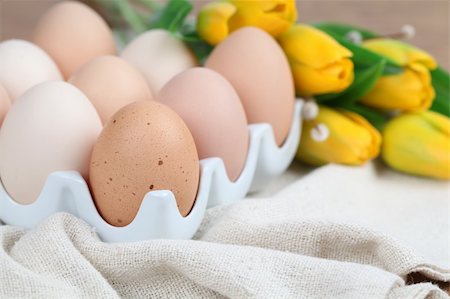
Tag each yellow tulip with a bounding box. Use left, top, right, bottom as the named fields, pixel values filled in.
left=361, top=39, right=437, bottom=112
left=382, top=111, right=450, bottom=180
left=361, top=63, right=435, bottom=111
left=228, top=0, right=297, bottom=37
left=297, top=106, right=381, bottom=166
left=363, top=39, right=437, bottom=69
left=197, top=0, right=297, bottom=45
left=196, top=2, right=237, bottom=46
left=278, top=24, right=354, bottom=96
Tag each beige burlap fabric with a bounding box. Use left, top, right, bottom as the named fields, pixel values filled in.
left=0, top=163, right=449, bottom=298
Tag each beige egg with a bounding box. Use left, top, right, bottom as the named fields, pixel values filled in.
left=0, top=39, right=62, bottom=101
left=121, top=29, right=198, bottom=93
left=0, top=84, right=11, bottom=127
left=32, top=1, right=116, bottom=79
left=90, top=101, right=200, bottom=227
left=205, top=27, right=295, bottom=146
left=69, top=56, right=153, bottom=124
left=157, top=68, right=249, bottom=181
left=0, top=81, right=102, bottom=204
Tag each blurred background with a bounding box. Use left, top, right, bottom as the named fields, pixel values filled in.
left=1, top=0, right=449, bottom=70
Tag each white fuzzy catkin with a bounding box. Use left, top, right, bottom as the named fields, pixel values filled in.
left=346, top=30, right=363, bottom=45
left=302, top=101, right=319, bottom=121
left=310, top=123, right=329, bottom=142
left=401, top=24, right=416, bottom=39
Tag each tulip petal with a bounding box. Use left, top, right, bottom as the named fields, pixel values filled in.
left=291, top=58, right=354, bottom=96
left=339, top=110, right=382, bottom=159
left=361, top=64, right=435, bottom=112
left=363, top=39, right=437, bottom=69
left=227, top=0, right=297, bottom=37
left=230, top=0, right=297, bottom=22
left=382, top=112, right=450, bottom=179
left=279, top=24, right=353, bottom=69
left=421, top=110, right=450, bottom=136
left=197, top=2, right=237, bottom=45
left=297, top=106, right=381, bottom=166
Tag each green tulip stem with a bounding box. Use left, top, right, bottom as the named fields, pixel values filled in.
left=137, top=0, right=162, bottom=11
left=115, top=0, right=148, bottom=34
left=365, top=24, right=415, bottom=41
left=113, top=29, right=128, bottom=48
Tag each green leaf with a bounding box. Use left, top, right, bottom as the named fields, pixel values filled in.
left=382, top=64, right=404, bottom=75
left=431, top=96, right=450, bottom=117
left=431, top=66, right=450, bottom=89
left=179, top=31, right=214, bottom=64
left=430, top=67, right=450, bottom=117
left=316, top=59, right=386, bottom=105
left=313, top=22, right=379, bottom=40
left=334, top=34, right=403, bottom=73
left=340, top=103, right=387, bottom=131
left=334, top=36, right=378, bottom=66
left=150, top=0, right=193, bottom=33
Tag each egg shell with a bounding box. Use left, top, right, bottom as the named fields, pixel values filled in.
left=89, top=101, right=200, bottom=227
left=0, top=39, right=62, bottom=102
left=0, top=84, right=11, bottom=127
left=69, top=56, right=154, bottom=124
left=205, top=27, right=295, bottom=146
left=121, top=29, right=198, bottom=93
left=0, top=81, right=102, bottom=204
left=157, top=68, right=249, bottom=181
left=32, top=1, right=116, bottom=79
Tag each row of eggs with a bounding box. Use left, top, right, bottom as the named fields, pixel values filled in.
left=0, top=1, right=295, bottom=227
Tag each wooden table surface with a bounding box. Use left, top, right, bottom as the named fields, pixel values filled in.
left=0, top=0, right=449, bottom=69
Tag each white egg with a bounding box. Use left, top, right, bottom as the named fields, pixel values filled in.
left=0, top=39, right=62, bottom=101
left=0, top=81, right=102, bottom=204
left=121, top=29, right=197, bottom=93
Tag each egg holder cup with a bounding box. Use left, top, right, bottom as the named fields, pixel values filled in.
left=0, top=100, right=303, bottom=242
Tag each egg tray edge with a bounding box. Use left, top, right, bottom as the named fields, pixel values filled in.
left=0, top=99, right=303, bottom=242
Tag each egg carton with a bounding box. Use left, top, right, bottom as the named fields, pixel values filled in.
left=0, top=100, right=303, bottom=242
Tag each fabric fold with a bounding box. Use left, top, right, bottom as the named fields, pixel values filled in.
left=0, top=162, right=448, bottom=298
left=0, top=212, right=448, bottom=299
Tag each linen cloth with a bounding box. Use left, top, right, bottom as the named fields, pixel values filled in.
left=0, top=162, right=449, bottom=298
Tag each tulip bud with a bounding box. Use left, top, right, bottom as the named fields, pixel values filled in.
left=197, top=2, right=237, bottom=46
left=278, top=24, right=354, bottom=96
left=228, top=0, right=297, bottom=37
left=197, top=0, right=297, bottom=46
left=363, top=39, right=436, bottom=69
left=361, top=63, right=435, bottom=112
left=296, top=106, right=381, bottom=166
left=382, top=111, right=450, bottom=180
left=361, top=39, right=437, bottom=112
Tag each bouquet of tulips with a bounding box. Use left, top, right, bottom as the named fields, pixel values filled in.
left=97, top=0, right=449, bottom=180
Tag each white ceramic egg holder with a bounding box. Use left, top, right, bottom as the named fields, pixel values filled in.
left=0, top=100, right=303, bottom=242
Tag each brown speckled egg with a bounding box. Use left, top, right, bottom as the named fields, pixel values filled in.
left=205, top=27, right=295, bottom=146
left=89, top=101, right=199, bottom=227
